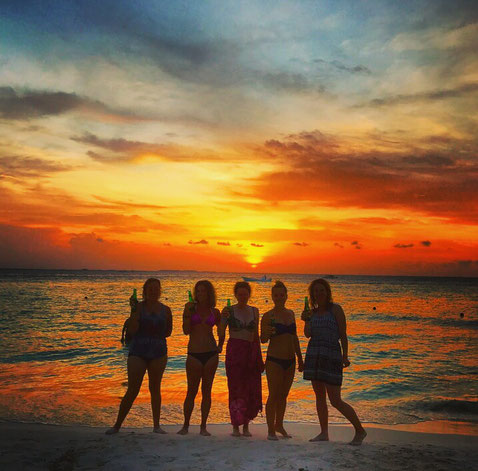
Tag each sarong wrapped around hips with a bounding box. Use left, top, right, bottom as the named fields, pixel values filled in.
left=225, top=337, right=264, bottom=426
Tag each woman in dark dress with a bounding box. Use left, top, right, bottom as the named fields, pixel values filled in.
left=302, top=278, right=366, bottom=445
left=106, top=278, right=172, bottom=434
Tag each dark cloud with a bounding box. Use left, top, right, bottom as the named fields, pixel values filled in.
left=360, top=82, right=478, bottom=108
left=0, top=155, right=71, bottom=178
left=421, top=240, right=432, bottom=247
left=188, top=239, right=208, bottom=245
left=251, top=243, right=264, bottom=247
left=249, top=131, right=478, bottom=224
left=293, top=242, right=309, bottom=247
left=76, top=133, right=224, bottom=163
left=0, top=87, right=146, bottom=122
left=394, top=243, right=415, bottom=248
left=313, top=58, right=371, bottom=75
left=217, top=241, right=230, bottom=246
left=334, top=242, right=344, bottom=248
left=73, top=133, right=164, bottom=154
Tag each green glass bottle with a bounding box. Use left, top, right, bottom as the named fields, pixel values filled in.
left=302, top=296, right=311, bottom=321
left=188, top=290, right=194, bottom=303
left=130, top=288, right=138, bottom=314
left=270, top=311, right=276, bottom=336
left=223, top=298, right=232, bottom=325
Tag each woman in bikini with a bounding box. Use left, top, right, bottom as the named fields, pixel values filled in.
left=219, top=281, right=264, bottom=437
left=106, top=278, right=172, bottom=434
left=261, top=280, right=304, bottom=440
left=178, top=280, right=224, bottom=436
left=302, top=278, right=366, bottom=445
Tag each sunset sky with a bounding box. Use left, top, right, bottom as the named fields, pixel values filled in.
left=1, top=0, right=477, bottom=275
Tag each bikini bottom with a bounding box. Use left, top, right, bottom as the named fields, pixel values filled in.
left=188, top=351, right=219, bottom=366
left=266, top=355, right=295, bottom=370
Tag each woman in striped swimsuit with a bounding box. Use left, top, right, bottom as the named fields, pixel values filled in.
left=302, top=278, right=366, bottom=445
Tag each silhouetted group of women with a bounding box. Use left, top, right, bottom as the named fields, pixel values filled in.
left=107, top=278, right=367, bottom=445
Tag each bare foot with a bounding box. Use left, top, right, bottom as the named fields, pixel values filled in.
left=177, top=426, right=189, bottom=435
left=309, top=432, right=329, bottom=442
left=200, top=428, right=211, bottom=436
left=105, top=427, right=119, bottom=435
left=349, top=429, right=367, bottom=446
left=267, top=434, right=279, bottom=441
left=231, top=427, right=241, bottom=437
left=242, top=428, right=252, bottom=437
left=275, top=426, right=292, bottom=438
left=153, top=426, right=167, bottom=434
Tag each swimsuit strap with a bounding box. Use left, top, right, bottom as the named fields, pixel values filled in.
left=230, top=306, right=255, bottom=331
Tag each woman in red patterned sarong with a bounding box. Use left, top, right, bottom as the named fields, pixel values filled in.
left=219, top=281, right=264, bottom=437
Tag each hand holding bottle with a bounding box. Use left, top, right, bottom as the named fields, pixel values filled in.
left=129, top=288, right=138, bottom=313
left=221, top=299, right=232, bottom=320
left=269, top=313, right=276, bottom=337
left=301, top=296, right=311, bottom=321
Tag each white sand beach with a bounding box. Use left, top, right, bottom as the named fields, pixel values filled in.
left=1, top=421, right=477, bottom=471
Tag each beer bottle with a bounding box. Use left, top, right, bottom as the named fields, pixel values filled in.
left=130, top=288, right=138, bottom=314
left=270, top=311, right=276, bottom=336
left=301, top=296, right=311, bottom=321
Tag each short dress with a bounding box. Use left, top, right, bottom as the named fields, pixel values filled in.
left=128, top=302, right=168, bottom=361
left=303, top=304, right=343, bottom=386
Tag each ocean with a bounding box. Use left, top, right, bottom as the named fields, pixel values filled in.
left=0, top=269, right=476, bottom=432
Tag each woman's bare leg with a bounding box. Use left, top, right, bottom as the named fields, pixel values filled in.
left=275, top=364, right=295, bottom=438
left=199, top=354, right=219, bottom=435
left=148, top=355, right=167, bottom=433
left=265, top=360, right=283, bottom=440
left=107, top=356, right=147, bottom=433
left=326, top=384, right=366, bottom=445
left=309, top=381, right=329, bottom=441
left=178, top=355, right=202, bottom=435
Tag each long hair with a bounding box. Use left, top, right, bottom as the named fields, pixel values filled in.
left=142, top=278, right=161, bottom=300
left=193, top=280, right=217, bottom=308
left=308, top=278, right=333, bottom=309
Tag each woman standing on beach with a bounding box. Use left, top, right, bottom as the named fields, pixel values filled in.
left=106, top=278, right=172, bottom=434
left=261, top=281, right=304, bottom=440
left=302, top=278, right=366, bottom=445
left=219, top=281, right=264, bottom=437
left=178, top=280, right=224, bottom=436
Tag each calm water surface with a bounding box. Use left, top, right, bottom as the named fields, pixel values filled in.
left=0, top=269, right=476, bottom=431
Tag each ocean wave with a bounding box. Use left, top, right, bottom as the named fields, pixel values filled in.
left=411, top=399, right=478, bottom=415
left=1, top=348, right=92, bottom=364
left=350, top=333, right=402, bottom=343
left=431, top=318, right=478, bottom=328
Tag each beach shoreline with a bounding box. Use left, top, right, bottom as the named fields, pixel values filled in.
left=1, top=421, right=477, bottom=470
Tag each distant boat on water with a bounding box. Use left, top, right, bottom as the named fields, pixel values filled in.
left=242, top=274, right=272, bottom=282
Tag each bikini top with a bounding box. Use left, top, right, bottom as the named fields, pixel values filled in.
left=190, top=307, right=217, bottom=327
left=272, top=322, right=297, bottom=336
left=228, top=306, right=256, bottom=332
